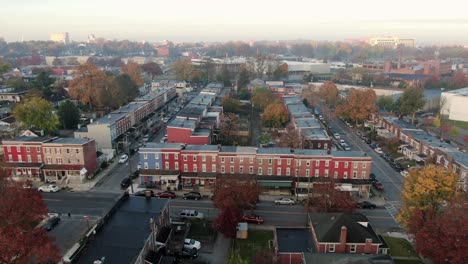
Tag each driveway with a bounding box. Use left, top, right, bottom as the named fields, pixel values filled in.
left=198, top=233, right=231, bottom=264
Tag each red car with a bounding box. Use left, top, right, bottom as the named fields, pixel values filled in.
left=372, top=180, right=384, bottom=191
left=155, top=191, right=177, bottom=199
left=241, top=214, right=264, bottom=224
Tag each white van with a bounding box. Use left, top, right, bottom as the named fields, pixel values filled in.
left=180, top=209, right=204, bottom=220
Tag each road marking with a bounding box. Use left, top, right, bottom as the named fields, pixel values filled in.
left=171, top=205, right=307, bottom=215
left=43, top=198, right=61, bottom=201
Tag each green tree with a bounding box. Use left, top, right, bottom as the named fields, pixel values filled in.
left=251, top=88, right=276, bottom=110
left=13, top=97, right=59, bottom=133
left=0, top=59, right=12, bottom=74
left=171, top=59, right=193, bottom=81
left=227, top=250, right=249, bottom=264
left=58, top=100, right=80, bottom=129
left=377, top=95, right=395, bottom=112
left=397, top=87, right=426, bottom=124
left=237, top=88, right=250, bottom=100
left=218, top=113, right=241, bottom=145
left=113, top=73, right=139, bottom=107
left=6, top=77, right=28, bottom=90
left=262, top=103, right=288, bottom=128
left=32, top=71, right=55, bottom=97
left=217, top=65, right=232, bottom=87
left=237, top=66, right=250, bottom=89
left=451, top=127, right=460, bottom=137
left=221, top=96, right=240, bottom=113
left=272, top=63, right=288, bottom=80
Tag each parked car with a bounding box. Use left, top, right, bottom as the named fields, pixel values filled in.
left=357, top=201, right=377, bottom=209
left=274, top=197, right=296, bottom=205
left=184, top=238, right=201, bottom=250
left=334, top=133, right=341, bottom=139
left=160, top=136, right=168, bottom=143
left=38, top=184, right=60, bottom=193
left=120, top=177, right=131, bottom=189
left=343, top=143, right=351, bottom=151
left=370, top=143, right=378, bottom=149
left=183, top=192, right=202, bottom=200
left=179, top=209, right=204, bottom=220
left=43, top=217, right=60, bottom=231
left=373, top=180, right=384, bottom=191
left=394, top=164, right=404, bottom=172
left=118, top=154, right=129, bottom=164
left=134, top=189, right=155, bottom=197
left=241, top=214, right=264, bottom=224
left=180, top=248, right=198, bottom=259
left=374, top=147, right=383, bottom=154
left=155, top=191, right=176, bottom=199
left=400, top=170, right=409, bottom=178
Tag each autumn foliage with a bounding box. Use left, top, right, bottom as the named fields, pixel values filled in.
left=262, top=103, right=288, bottom=128
left=335, top=88, right=377, bottom=125
left=0, top=174, right=61, bottom=263
left=212, top=207, right=242, bottom=238
left=304, top=181, right=356, bottom=213
left=121, top=61, right=144, bottom=86
left=318, top=81, right=339, bottom=107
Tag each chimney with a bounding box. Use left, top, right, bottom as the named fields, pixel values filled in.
left=364, top=238, right=373, bottom=253
left=340, top=226, right=347, bottom=246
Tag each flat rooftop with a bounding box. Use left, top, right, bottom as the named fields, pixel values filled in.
left=75, top=196, right=169, bottom=264
left=167, top=118, right=197, bottom=130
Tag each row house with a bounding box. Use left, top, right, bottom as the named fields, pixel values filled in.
left=2, top=137, right=97, bottom=183
left=138, top=143, right=372, bottom=196
left=372, top=114, right=467, bottom=190
left=75, top=86, right=176, bottom=153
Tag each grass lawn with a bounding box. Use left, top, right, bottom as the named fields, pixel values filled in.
left=234, top=230, right=274, bottom=261
left=187, top=221, right=216, bottom=243
left=382, top=236, right=419, bottom=258
left=453, top=120, right=468, bottom=130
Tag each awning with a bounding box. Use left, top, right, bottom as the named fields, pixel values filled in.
left=258, top=181, right=292, bottom=187
left=158, top=175, right=179, bottom=181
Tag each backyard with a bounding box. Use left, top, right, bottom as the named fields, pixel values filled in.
left=231, top=230, right=274, bottom=262
left=382, top=236, right=424, bottom=264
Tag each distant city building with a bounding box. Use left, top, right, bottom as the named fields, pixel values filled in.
left=368, top=37, right=415, bottom=49
left=87, top=34, right=96, bottom=43
left=157, top=46, right=170, bottom=57
left=49, top=32, right=70, bottom=45
left=440, top=87, right=468, bottom=122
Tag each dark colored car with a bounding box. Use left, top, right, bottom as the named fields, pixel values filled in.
left=357, top=201, right=377, bottom=209
left=155, top=191, right=176, bottom=199
left=373, top=180, right=384, bottom=191
left=370, top=143, right=377, bottom=149
left=394, top=164, right=404, bottom=172
left=183, top=192, right=202, bottom=200
left=129, top=170, right=140, bottom=179
left=134, top=190, right=155, bottom=197
left=180, top=248, right=198, bottom=259
left=120, top=177, right=131, bottom=189
left=241, top=214, right=264, bottom=224
left=43, top=217, right=60, bottom=231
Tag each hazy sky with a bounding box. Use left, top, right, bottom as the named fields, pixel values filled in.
left=1, top=0, right=468, bottom=44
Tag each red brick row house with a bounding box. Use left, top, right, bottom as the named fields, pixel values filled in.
left=138, top=143, right=372, bottom=196
left=2, top=136, right=98, bottom=183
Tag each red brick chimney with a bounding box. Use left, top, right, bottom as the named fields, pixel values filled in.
left=339, top=226, right=347, bottom=253
left=364, top=238, right=373, bottom=253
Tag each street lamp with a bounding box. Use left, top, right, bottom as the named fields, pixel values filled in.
left=125, top=134, right=134, bottom=194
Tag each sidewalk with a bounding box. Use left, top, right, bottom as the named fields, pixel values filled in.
left=57, top=160, right=120, bottom=192
left=199, top=232, right=231, bottom=264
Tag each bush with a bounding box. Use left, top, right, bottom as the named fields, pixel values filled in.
left=100, top=161, right=108, bottom=169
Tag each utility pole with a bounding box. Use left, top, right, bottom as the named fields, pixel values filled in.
left=126, top=134, right=134, bottom=193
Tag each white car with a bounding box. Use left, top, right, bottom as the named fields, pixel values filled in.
left=334, top=133, right=341, bottom=139
left=38, top=184, right=60, bottom=193
left=274, top=197, right=296, bottom=205
left=374, top=148, right=383, bottom=154
left=184, top=238, right=201, bottom=250
left=118, top=154, right=129, bottom=164
left=400, top=170, right=409, bottom=178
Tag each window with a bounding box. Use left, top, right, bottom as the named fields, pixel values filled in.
left=56, top=158, right=62, bottom=164
left=193, top=155, right=197, bottom=161
left=277, top=159, right=281, bottom=165
left=202, top=164, right=206, bottom=172
left=76, top=149, right=79, bottom=154
left=175, top=153, right=178, bottom=159
left=66, top=149, right=70, bottom=153
left=318, top=143, right=321, bottom=148
left=230, top=166, right=234, bottom=173
left=363, top=162, right=367, bottom=168
left=325, top=160, right=329, bottom=167
left=212, top=156, right=216, bottom=162
left=7, top=155, right=12, bottom=161
left=155, top=153, right=160, bottom=159
left=286, top=168, right=290, bottom=176
left=362, top=171, right=366, bottom=178
left=354, top=162, right=358, bottom=168
left=306, top=160, right=311, bottom=166
left=268, top=159, right=272, bottom=165
left=156, top=163, right=161, bottom=169
left=36, top=147, right=40, bottom=152
left=306, top=169, right=310, bottom=177
left=183, top=155, right=187, bottom=161
left=18, top=156, right=22, bottom=162
left=249, top=157, right=253, bottom=163
left=350, top=244, right=356, bottom=253
left=221, top=157, right=225, bottom=163
left=324, top=143, right=328, bottom=149
left=144, top=153, right=148, bottom=160
left=345, top=162, right=349, bottom=168
left=212, top=164, right=216, bottom=172
left=165, top=153, right=169, bottom=159
left=27, top=155, right=31, bottom=162
left=6, top=146, right=10, bottom=152
left=329, top=244, right=335, bottom=253
left=249, top=166, right=253, bottom=174
left=202, top=155, right=206, bottom=162
left=193, top=165, right=197, bottom=172
left=240, top=157, right=244, bottom=163
left=16, top=146, right=20, bottom=152
left=334, top=171, right=338, bottom=178
left=287, top=159, right=291, bottom=165
left=315, top=160, right=319, bottom=166
left=183, top=164, right=188, bottom=172
left=315, top=169, right=319, bottom=177
left=277, top=168, right=281, bottom=175
left=268, top=168, right=272, bottom=175
left=325, top=170, right=329, bottom=177
left=221, top=166, right=225, bottom=173
left=144, top=162, right=149, bottom=169
left=344, top=172, right=348, bottom=179
left=38, top=156, right=42, bottom=163
left=230, top=157, right=234, bottom=163
left=47, top=158, right=52, bottom=164
left=353, top=171, right=357, bottom=179
left=259, top=159, right=263, bottom=165
left=26, top=147, right=30, bottom=152
left=239, top=166, right=243, bottom=174
left=175, top=162, right=179, bottom=170
left=258, top=168, right=263, bottom=175
left=334, top=162, right=338, bottom=168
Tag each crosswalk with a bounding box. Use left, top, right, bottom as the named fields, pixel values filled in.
left=385, top=201, right=401, bottom=225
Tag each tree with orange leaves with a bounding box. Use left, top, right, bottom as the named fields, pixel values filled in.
left=335, top=88, right=377, bottom=125
left=262, top=103, right=288, bottom=128
left=122, top=61, right=144, bottom=86
left=319, top=81, right=339, bottom=107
